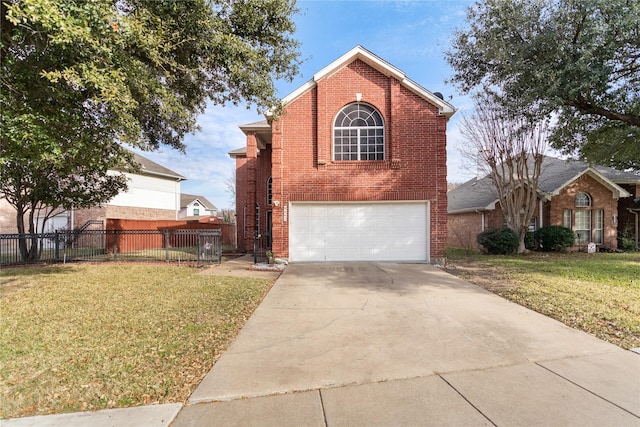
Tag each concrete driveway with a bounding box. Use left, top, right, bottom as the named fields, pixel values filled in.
left=177, top=262, right=640, bottom=426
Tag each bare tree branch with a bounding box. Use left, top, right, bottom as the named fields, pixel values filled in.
left=460, top=92, right=550, bottom=253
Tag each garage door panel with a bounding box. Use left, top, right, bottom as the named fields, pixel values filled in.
left=290, top=202, right=429, bottom=262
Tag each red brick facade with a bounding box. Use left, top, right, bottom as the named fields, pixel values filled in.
left=235, top=50, right=452, bottom=262
left=448, top=174, right=627, bottom=250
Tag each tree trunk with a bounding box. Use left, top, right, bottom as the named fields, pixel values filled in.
left=15, top=202, right=39, bottom=262
left=517, top=230, right=527, bottom=254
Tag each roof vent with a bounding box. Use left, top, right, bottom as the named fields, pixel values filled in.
left=434, top=92, right=444, bottom=100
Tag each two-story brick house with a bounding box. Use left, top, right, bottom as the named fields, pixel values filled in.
left=447, top=156, right=640, bottom=251
left=230, top=46, right=456, bottom=263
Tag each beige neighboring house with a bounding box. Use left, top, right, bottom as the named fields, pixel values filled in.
left=0, top=152, right=186, bottom=234
left=179, top=194, right=218, bottom=220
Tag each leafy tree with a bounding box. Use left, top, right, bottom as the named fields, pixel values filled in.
left=446, top=0, right=640, bottom=170
left=1, top=0, right=301, bottom=261
left=460, top=92, right=550, bottom=253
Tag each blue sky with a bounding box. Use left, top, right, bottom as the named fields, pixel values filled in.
left=135, top=0, right=477, bottom=210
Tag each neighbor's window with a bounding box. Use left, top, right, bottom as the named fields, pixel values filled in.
left=563, top=209, right=572, bottom=228
left=193, top=208, right=200, bottom=216
left=575, top=210, right=591, bottom=244
left=575, top=192, right=591, bottom=207
left=594, top=209, right=603, bottom=244
left=333, top=103, right=384, bottom=161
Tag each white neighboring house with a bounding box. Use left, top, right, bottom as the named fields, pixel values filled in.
left=56, top=152, right=186, bottom=230
left=179, top=194, right=218, bottom=219
left=1, top=152, right=186, bottom=234
left=107, top=153, right=185, bottom=215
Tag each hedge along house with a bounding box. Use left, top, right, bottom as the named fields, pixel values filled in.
left=230, top=46, right=456, bottom=263
left=447, top=156, right=640, bottom=251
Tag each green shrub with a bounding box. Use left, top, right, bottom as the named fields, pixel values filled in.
left=619, top=236, right=637, bottom=252
left=476, top=227, right=519, bottom=254
left=618, top=225, right=637, bottom=252
left=525, top=231, right=536, bottom=250
left=535, top=226, right=575, bottom=251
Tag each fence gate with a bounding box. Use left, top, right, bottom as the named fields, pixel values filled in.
left=198, top=230, right=222, bottom=264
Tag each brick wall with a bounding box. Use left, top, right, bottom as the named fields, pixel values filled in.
left=267, top=59, right=449, bottom=260
left=448, top=213, right=483, bottom=250
left=73, top=205, right=177, bottom=229
left=549, top=174, right=620, bottom=249
left=0, top=199, right=19, bottom=233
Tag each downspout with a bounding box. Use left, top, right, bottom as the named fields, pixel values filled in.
left=539, top=200, right=543, bottom=228
left=175, top=178, right=181, bottom=220
left=631, top=209, right=639, bottom=251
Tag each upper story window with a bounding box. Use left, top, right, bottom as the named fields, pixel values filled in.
left=575, top=192, right=591, bottom=207
left=193, top=208, right=200, bottom=216
left=333, top=103, right=384, bottom=161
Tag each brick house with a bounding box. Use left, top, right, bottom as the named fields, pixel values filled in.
left=230, top=46, right=456, bottom=263
left=447, top=156, right=640, bottom=251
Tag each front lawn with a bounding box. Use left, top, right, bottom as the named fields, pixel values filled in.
left=0, top=264, right=273, bottom=419
left=445, top=250, right=640, bottom=350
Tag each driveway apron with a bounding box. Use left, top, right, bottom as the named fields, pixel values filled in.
left=185, top=262, right=639, bottom=425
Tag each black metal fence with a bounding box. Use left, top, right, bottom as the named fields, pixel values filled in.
left=0, top=229, right=222, bottom=266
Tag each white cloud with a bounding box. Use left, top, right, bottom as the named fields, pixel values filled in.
left=133, top=104, right=263, bottom=210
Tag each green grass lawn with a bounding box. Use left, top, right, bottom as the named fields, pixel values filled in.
left=0, top=264, right=273, bottom=419
left=446, top=249, right=640, bottom=350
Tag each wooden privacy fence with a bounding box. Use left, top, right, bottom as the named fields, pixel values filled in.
left=0, top=229, right=222, bottom=266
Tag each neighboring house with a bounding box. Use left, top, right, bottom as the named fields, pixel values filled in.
left=72, top=152, right=186, bottom=228
left=447, top=156, right=640, bottom=250
left=0, top=152, right=186, bottom=234
left=179, top=194, right=218, bottom=219
left=230, top=46, right=456, bottom=263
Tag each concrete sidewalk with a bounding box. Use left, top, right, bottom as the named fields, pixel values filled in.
left=4, top=262, right=639, bottom=426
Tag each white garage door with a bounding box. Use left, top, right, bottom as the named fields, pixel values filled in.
left=289, top=202, right=429, bottom=262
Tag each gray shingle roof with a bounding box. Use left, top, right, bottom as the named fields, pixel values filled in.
left=180, top=193, right=217, bottom=211
left=131, top=152, right=185, bottom=180
left=448, top=156, right=640, bottom=213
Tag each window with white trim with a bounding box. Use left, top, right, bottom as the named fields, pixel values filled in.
left=575, top=210, right=591, bottom=244
left=575, top=192, right=591, bottom=207
left=333, top=103, right=384, bottom=161
left=563, top=209, right=572, bottom=228
left=594, top=209, right=603, bottom=244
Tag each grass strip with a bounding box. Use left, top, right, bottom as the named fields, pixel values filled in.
left=0, top=263, right=273, bottom=419
left=446, top=251, right=640, bottom=350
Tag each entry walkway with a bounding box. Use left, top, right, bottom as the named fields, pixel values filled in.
left=5, top=263, right=639, bottom=426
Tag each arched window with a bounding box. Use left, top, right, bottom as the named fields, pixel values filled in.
left=333, top=103, right=384, bottom=161
left=575, top=193, right=591, bottom=207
